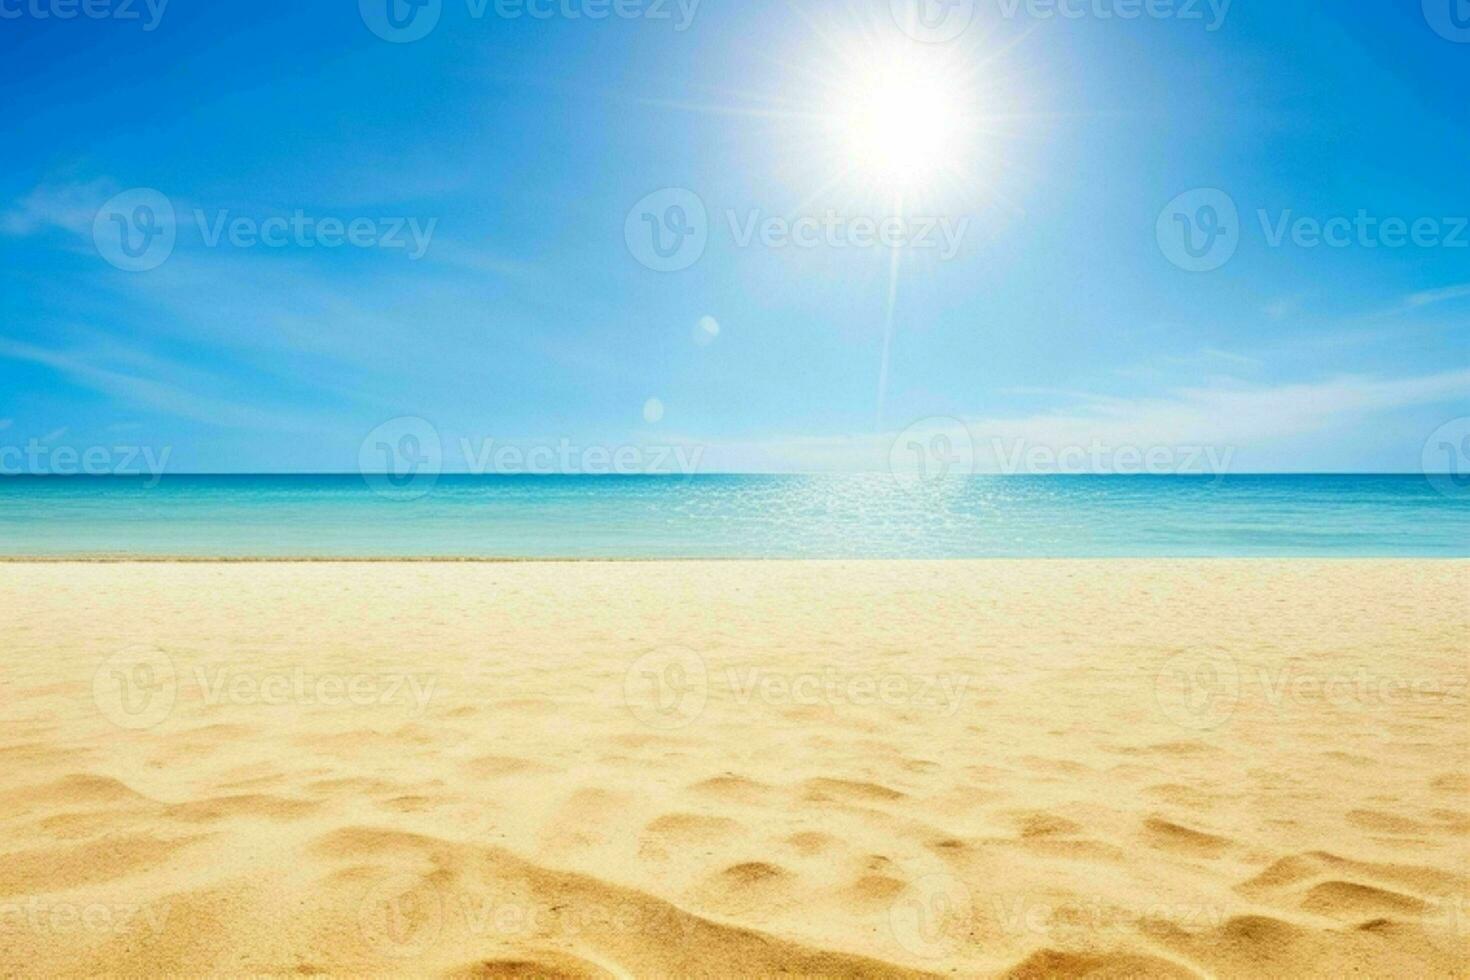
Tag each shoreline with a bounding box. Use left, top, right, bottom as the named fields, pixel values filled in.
left=2, top=555, right=1468, bottom=563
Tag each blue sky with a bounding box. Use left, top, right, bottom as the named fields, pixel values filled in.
left=1, top=0, right=1466, bottom=474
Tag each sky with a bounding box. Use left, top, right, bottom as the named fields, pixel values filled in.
left=0, top=0, right=1467, bottom=475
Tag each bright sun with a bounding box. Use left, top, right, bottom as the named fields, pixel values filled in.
left=829, top=53, right=972, bottom=195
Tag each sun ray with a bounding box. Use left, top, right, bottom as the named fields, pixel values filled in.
left=613, top=6, right=1045, bottom=433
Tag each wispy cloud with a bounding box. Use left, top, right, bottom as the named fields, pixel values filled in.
left=692, top=369, right=1470, bottom=473
left=1, top=178, right=117, bottom=237
left=0, top=337, right=312, bottom=431
left=1402, top=283, right=1470, bottom=311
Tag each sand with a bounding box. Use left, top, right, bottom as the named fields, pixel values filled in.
left=0, top=560, right=1466, bottom=978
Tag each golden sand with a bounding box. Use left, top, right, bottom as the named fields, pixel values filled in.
left=1, top=560, right=1466, bottom=977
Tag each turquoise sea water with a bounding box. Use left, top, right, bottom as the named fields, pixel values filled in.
left=0, top=475, right=1466, bottom=559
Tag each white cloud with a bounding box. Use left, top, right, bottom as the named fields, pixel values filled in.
left=689, top=369, right=1470, bottom=473
left=1, top=178, right=118, bottom=237
left=0, top=338, right=311, bottom=431
left=1403, top=283, right=1470, bottom=310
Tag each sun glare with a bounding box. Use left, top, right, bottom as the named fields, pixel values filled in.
left=835, top=58, right=969, bottom=193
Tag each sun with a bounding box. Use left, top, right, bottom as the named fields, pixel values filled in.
left=822, top=49, right=977, bottom=199
left=833, top=57, right=969, bottom=193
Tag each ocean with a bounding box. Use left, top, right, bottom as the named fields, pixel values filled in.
left=1, top=474, right=1466, bottom=558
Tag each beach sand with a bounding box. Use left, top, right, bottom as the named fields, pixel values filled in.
left=0, top=560, right=1466, bottom=977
